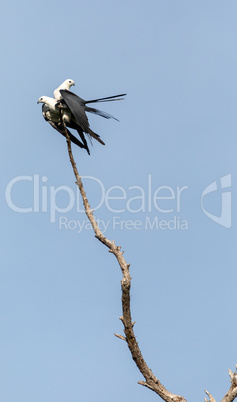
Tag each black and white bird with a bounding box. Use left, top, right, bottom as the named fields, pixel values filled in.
left=53, top=79, right=75, bottom=101
left=37, top=79, right=126, bottom=155
left=37, top=96, right=87, bottom=151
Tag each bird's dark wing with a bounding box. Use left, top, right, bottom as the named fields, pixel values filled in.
left=67, top=121, right=90, bottom=155
left=59, top=90, right=90, bottom=132
left=60, top=90, right=126, bottom=105
left=67, top=117, right=105, bottom=146
left=60, top=90, right=105, bottom=146
left=60, top=90, right=125, bottom=122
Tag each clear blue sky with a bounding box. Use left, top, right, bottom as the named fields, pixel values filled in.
left=1, top=1, right=237, bottom=401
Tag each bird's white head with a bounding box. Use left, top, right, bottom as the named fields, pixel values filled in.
left=37, top=96, right=48, bottom=104
left=53, top=79, right=75, bottom=100
left=61, top=79, right=75, bottom=90
left=37, top=96, right=57, bottom=110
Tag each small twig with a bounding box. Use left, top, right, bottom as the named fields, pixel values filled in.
left=114, top=333, right=126, bottom=341
left=138, top=380, right=155, bottom=390
left=205, top=389, right=216, bottom=402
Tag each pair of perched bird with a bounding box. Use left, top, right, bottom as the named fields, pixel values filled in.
left=37, top=79, right=126, bottom=155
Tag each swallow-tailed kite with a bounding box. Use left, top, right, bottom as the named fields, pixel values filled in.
left=38, top=79, right=126, bottom=154
left=38, top=96, right=86, bottom=151
left=54, top=79, right=75, bottom=101
left=37, top=95, right=91, bottom=154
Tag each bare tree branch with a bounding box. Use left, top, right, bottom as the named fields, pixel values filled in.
left=62, top=128, right=186, bottom=402
left=60, top=119, right=236, bottom=402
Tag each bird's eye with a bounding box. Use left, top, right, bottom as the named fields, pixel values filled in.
left=69, top=80, right=71, bottom=83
